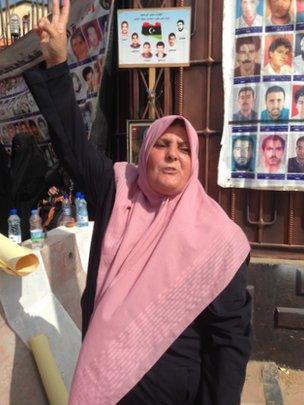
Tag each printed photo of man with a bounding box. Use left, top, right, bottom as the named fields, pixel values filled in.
left=121, top=21, right=129, bottom=38
left=296, top=0, right=304, bottom=23
left=70, top=29, right=89, bottom=62
left=292, top=86, right=304, bottom=119
left=168, top=33, right=176, bottom=48
left=266, top=0, right=293, bottom=25
left=261, top=85, right=289, bottom=121
left=176, top=19, right=188, bottom=38
left=236, top=0, right=263, bottom=28
left=130, top=33, right=140, bottom=49
left=142, top=42, right=153, bottom=59
left=232, top=135, right=255, bottom=172
left=262, top=36, right=292, bottom=75
left=83, top=21, right=102, bottom=56
left=155, top=41, right=167, bottom=58
left=293, top=34, right=304, bottom=74
left=288, top=136, right=304, bottom=172
left=233, top=86, right=258, bottom=121
left=259, top=134, right=286, bottom=172
left=235, top=36, right=261, bottom=76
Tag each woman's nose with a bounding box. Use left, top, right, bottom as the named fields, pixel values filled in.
left=166, top=145, right=178, bottom=160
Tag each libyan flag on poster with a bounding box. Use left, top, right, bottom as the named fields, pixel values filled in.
left=218, top=0, right=304, bottom=191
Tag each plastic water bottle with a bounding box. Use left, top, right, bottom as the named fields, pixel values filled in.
left=75, top=192, right=81, bottom=214
left=61, top=193, right=74, bottom=226
left=8, top=209, right=22, bottom=244
left=29, top=209, right=44, bottom=249
left=76, top=193, right=89, bottom=227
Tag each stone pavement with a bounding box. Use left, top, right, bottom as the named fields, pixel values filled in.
left=241, top=360, right=304, bottom=405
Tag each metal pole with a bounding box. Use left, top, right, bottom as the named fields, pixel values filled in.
left=31, top=0, right=35, bottom=30
left=0, top=0, right=5, bottom=42
left=5, top=0, right=9, bottom=45
left=36, top=0, right=39, bottom=25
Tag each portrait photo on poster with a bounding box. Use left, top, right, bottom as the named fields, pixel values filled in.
left=127, top=120, right=154, bottom=164
left=117, top=7, right=191, bottom=68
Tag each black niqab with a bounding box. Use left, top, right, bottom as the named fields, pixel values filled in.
left=10, top=133, right=48, bottom=240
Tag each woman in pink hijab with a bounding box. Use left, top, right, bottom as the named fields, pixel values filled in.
left=25, top=1, right=252, bottom=404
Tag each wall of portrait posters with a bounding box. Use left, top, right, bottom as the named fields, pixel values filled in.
left=0, top=0, right=113, bottom=166
left=117, top=7, right=191, bottom=68
left=219, top=0, right=304, bottom=190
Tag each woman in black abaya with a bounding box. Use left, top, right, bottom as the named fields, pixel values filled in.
left=11, top=133, right=48, bottom=240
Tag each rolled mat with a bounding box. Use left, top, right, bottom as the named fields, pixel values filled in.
left=0, top=233, right=39, bottom=276
left=29, top=334, right=68, bottom=405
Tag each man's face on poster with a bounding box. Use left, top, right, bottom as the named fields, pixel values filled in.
left=169, top=35, right=176, bottom=47
left=300, top=37, right=304, bottom=58
left=143, top=43, right=151, bottom=55
left=241, top=0, right=259, bottom=21
left=177, top=21, right=184, bottom=31
left=269, top=44, right=290, bottom=70
left=121, top=22, right=128, bottom=35
left=85, top=71, right=94, bottom=88
left=296, top=95, right=304, bottom=118
left=131, top=34, right=139, bottom=46
left=157, top=45, right=165, bottom=56
left=72, top=34, right=88, bottom=60
left=233, top=139, right=253, bottom=169
left=87, top=26, right=99, bottom=48
left=263, top=138, right=284, bottom=169
left=238, top=89, right=255, bottom=115
left=269, top=0, right=291, bottom=19
left=296, top=140, right=304, bottom=163
left=265, top=91, right=285, bottom=119
left=237, top=43, right=257, bottom=73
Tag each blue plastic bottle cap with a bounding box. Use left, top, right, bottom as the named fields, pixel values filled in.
left=9, top=208, right=17, bottom=215
left=76, top=192, right=81, bottom=198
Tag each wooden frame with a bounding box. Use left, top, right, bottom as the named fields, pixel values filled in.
left=127, top=119, right=154, bottom=164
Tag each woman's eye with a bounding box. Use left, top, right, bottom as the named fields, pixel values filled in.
left=180, top=146, right=190, bottom=154
left=154, top=142, right=165, bottom=148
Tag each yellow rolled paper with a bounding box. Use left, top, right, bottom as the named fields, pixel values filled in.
left=29, top=334, right=68, bottom=405
left=0, top=233, right=39, bottom=276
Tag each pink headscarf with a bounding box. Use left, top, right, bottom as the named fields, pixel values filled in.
left=69, top=115, right=250, bottom=404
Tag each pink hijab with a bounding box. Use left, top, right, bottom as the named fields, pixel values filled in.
left=69, top=115, right=250, bottom=404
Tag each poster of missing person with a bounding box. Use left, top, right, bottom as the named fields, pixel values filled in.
left=0, top=0, right=113, bottom=165
left=218, top=0, right=304, bottom=191
left=117, top=7, right=191, bottom=68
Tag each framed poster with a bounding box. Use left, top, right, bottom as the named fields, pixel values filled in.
left=118, top=7, right=191, bottom=68
left=127, top=119, right=154, bottom=164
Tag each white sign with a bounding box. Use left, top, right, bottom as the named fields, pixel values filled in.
left=118, top=7, right=191, bottom=68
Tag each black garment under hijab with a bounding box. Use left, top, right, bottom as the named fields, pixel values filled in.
left=10, top=133, right=48, bottom=240
left=0, top=143, right=11, bottom=235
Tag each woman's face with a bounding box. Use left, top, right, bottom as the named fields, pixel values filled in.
left=147, top=124, right=191, bottom=196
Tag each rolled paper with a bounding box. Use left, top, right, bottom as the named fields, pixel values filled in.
left=29, top=334, right=68, bottom=405
left=0, top=233, right=39, bottom=276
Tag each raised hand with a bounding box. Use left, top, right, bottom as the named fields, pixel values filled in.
left=34, top=0, right=70, bottom=68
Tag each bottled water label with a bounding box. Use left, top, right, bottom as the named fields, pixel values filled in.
left=77, top=215, right=89, bottom=227
left=9, top=234, right=21, bottom=244
left=30, top=229, right=44, bottom=247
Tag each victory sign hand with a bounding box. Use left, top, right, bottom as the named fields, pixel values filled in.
left=34, top=0, right=70, bottom=68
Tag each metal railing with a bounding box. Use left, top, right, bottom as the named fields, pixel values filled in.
left=0, top=0, right=51, bottom=47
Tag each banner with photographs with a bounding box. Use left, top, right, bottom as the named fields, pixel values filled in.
left=218, top=0, right=304, bottom=191
left=117, top=7, right=191, bottom=68
left=0, top=0, right=113, bottom=168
